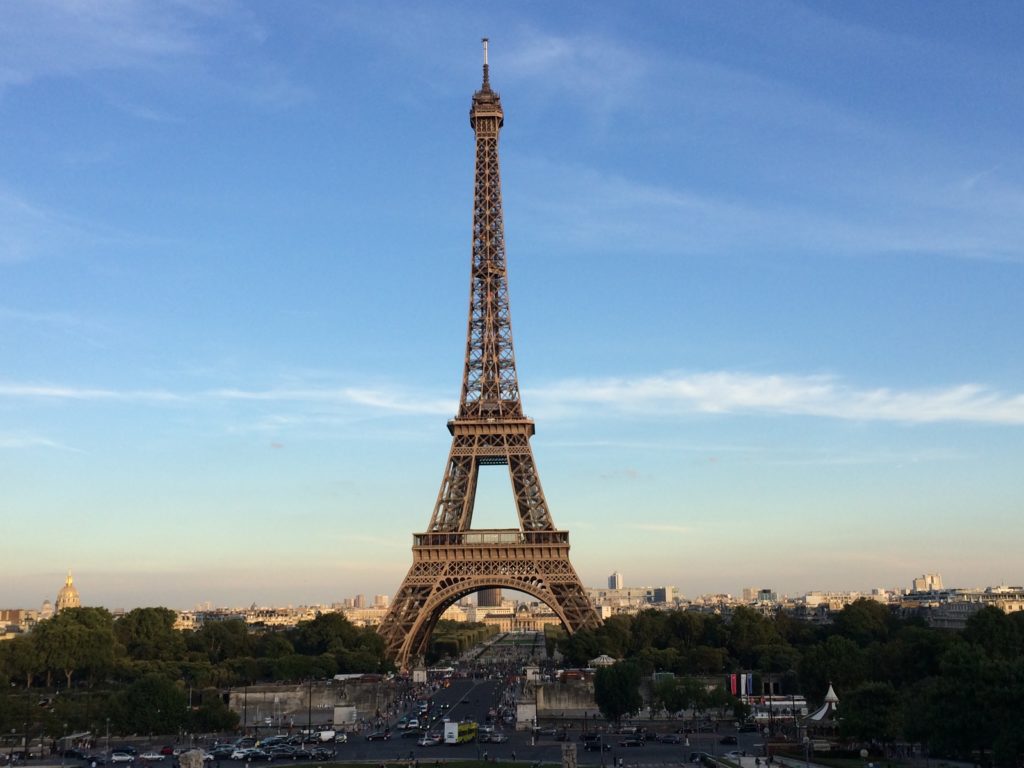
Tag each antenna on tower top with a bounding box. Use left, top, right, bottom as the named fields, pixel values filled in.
left=481, top=37, right=490, bottom=88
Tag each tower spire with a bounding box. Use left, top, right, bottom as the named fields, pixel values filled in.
left=481, top=37, right=490, bottom=89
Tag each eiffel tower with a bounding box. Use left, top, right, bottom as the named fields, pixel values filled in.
left=378, top=40, right=602, bottom=670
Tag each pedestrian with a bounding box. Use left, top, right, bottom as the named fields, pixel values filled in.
left=512, top=752, right=516, bottom=762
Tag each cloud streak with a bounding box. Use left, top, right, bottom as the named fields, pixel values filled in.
left=528, top=372, right=1024, bottom=426
left=3, top=371, right=1023, bottom=426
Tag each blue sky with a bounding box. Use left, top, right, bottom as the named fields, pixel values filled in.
left=2, top=1, right=1022, bottom=610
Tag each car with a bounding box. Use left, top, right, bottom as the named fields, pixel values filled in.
left=230, top=750, right=251, bottom=761
left=554, top=731, right=569, bottom=742
left=657, top=734, right=683, bottom=744
left=407, top=719, right=420, bottom=729
left=689, top=752, right=712, bottom=763
left=365, top=732, right=390, bottom=742
left=113, top=748, right=138, bottom=757
left=309, top=750, right=333, bottom=762
left=533, top=727, right=557, bottom=737
left=583, top=743, right=611, bottom=752
left=139, top=754, right=164, bottom=762
left=290, top=750, right=312, bottom=761
left=200, top=753, right=214, bottom=763
left=618, top=738, right=644, bottom=748
left=488, top=734, right=508, bottom=744
left=111, top=754, right=135, bottom=764
left=719, top=736, right=738, bottom=745
left=400, top=730, right=424, bottom=739
left=579, top=734, right=600, bottom=743
left=416, top=737, right=440, bottom=747
left=725, top=751, right=743, bottom=760
left=210, top=748, right=234, bottom=760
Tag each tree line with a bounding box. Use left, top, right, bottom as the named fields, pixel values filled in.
left=0, top=607, right=389, bottom=739
left=561, top=601, right=1024, bottom=767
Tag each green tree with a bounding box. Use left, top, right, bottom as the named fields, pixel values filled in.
left=115, top=608, right=185, bottom=661
left=839, top=681, right=902, bottom=743
left=34, top=608, right=115, bottom=688
left=109, top=673, right=187, bottom=735
left=831, top=599, right=895, bottom=647
left=963, top=606, right=1022, bottom=661
left=187, top=619, right=252, bottom=663
left=594, top=662, right=643, bottom=724
left=188, top=687, right=239, bottom=732
left=290, top=613, right=358, bottom=656
left=1, top=635, right=40, bottom=688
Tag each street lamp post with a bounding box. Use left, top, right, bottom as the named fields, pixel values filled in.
left=61, top=723, right=67, bottom=768
left=803, top=736, right=810, bottom=768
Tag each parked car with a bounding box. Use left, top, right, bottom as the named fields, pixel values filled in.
left=719, top=736, right=738, bottom=745
left=110, top=754, right=135, bottom=764
left=309, top=750, right=333, bottom=762
left=139, top=753, right=164, bottom=762
left=158, top=748, right=174, bottom=757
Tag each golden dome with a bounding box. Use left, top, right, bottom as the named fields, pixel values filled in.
left=56, top=570, right=81, bottom=613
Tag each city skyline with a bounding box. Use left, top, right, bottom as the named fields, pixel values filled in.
left=2, top=3, right=1023, bottom=609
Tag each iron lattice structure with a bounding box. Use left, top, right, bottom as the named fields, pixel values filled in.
left=378, top=42, right=602, bottom=669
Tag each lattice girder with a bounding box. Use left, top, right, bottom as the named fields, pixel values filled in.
left=377, top=44, right=602, bottom=670
left=378, top=533, right=602, bottom=668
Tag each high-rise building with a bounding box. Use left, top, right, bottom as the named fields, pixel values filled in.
left=608, top=572, right=623, bottom=590
left=912, top=573, right=943, bottom=592
left=374, top=594, right=389, bottom=609
left=477, top=588, right=502, bottom=607
left=353, top=594, right=366, bottom=609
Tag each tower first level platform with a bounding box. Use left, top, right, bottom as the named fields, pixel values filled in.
left=379, top=528, right=599, bottom=667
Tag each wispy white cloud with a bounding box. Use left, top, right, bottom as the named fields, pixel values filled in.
left=511, top=157, right=1024, bottom=263
left=0, top=432, right=80, bottom=451
left=0, top=383, right=183, bottom=402
left=0, top=381, right=453, bottom=415
left=210, top=387, right=453, bottom=415
left=0, top=1, right=311, bottom=111
left=3, top=371, right=1023, bottom=426
left=528, top=371, right=1024, bottom=426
